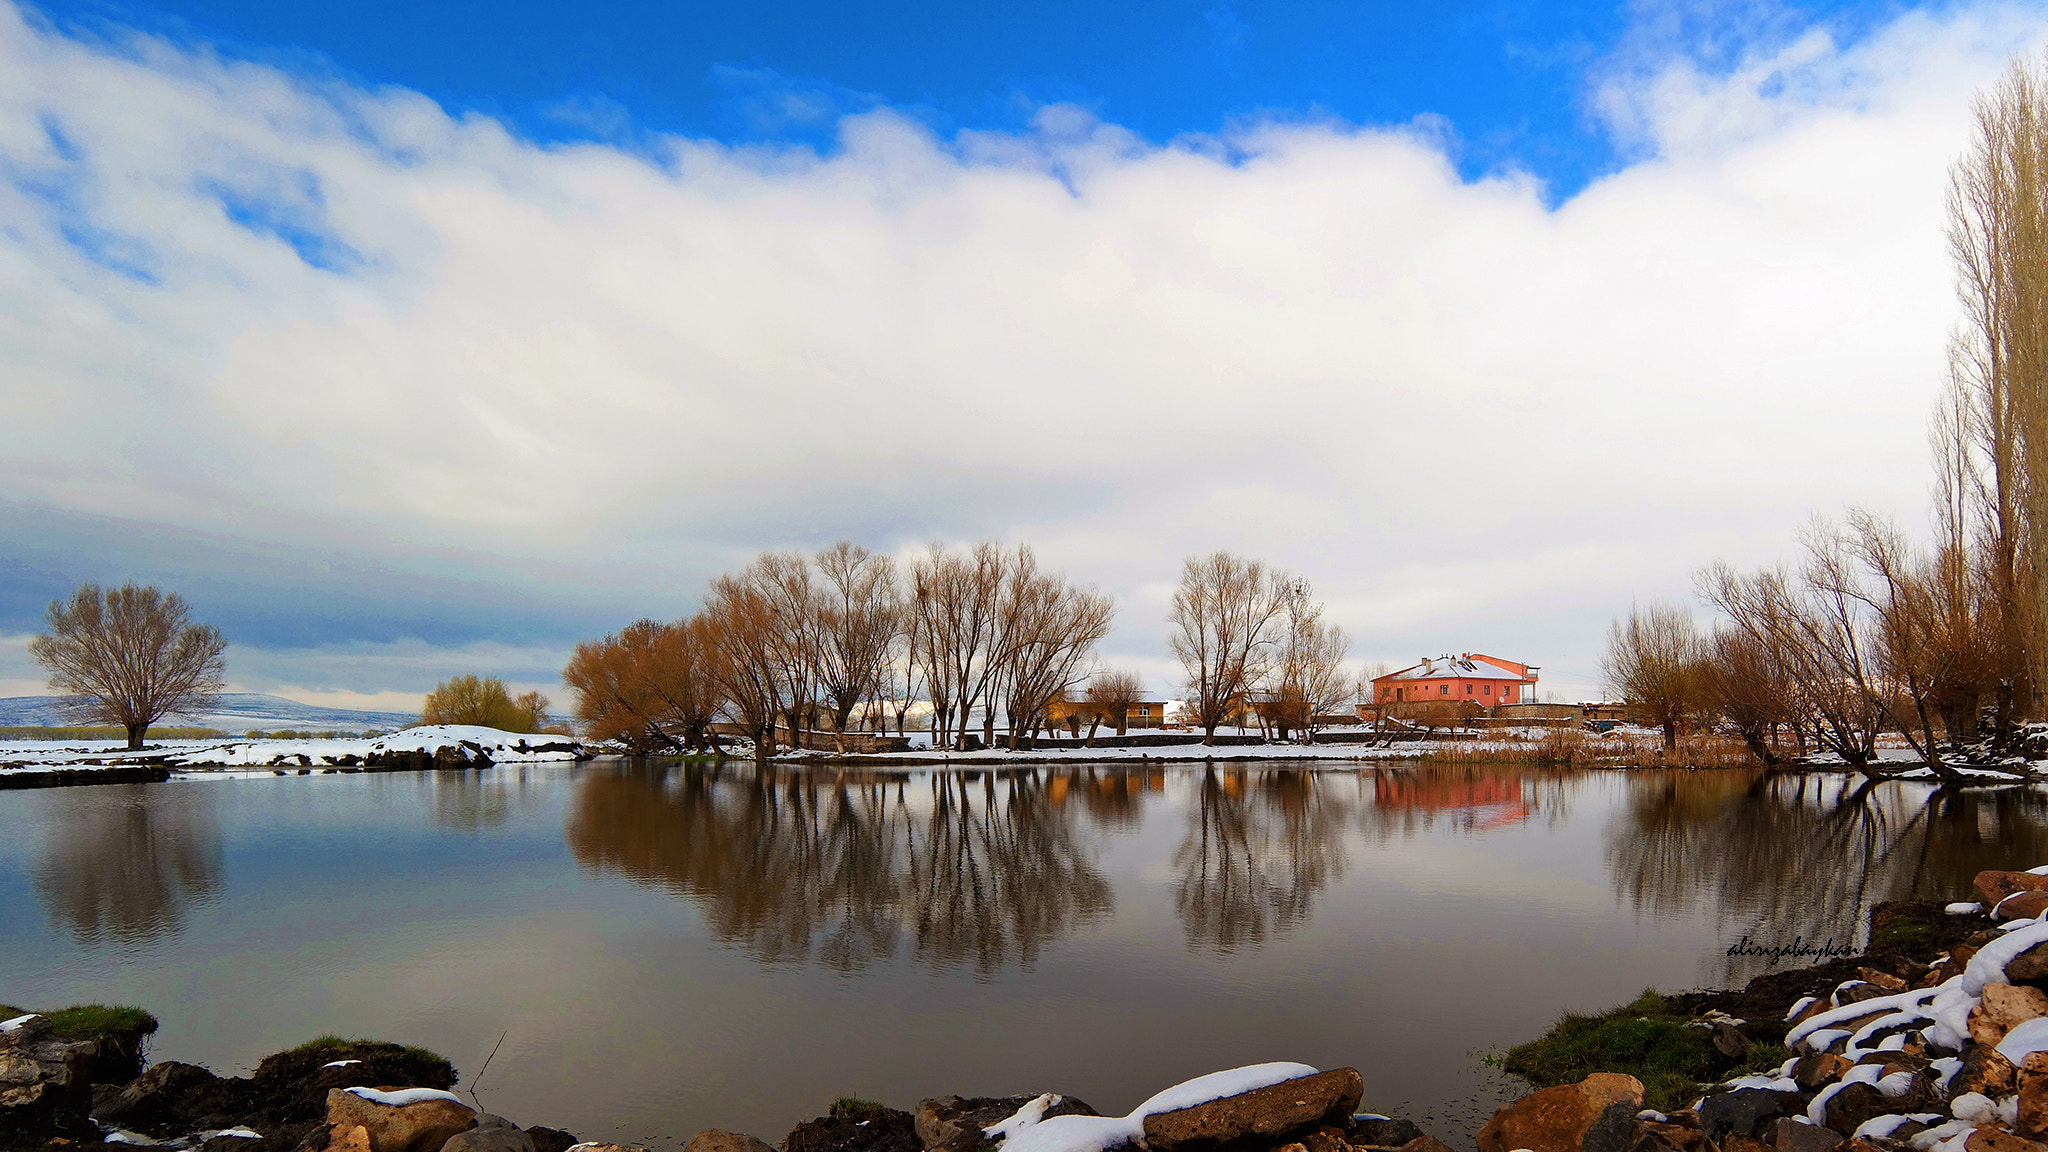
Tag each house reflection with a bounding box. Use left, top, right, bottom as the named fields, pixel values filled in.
left=33, top=784, right=221, bottom=946
left=1368, top=767, right=1540, bottom=833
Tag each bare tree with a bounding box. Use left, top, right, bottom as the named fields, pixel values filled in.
left=31, top=583, right=228, bottom=750
left=706, top=571, right=788, bottom=761
left=993, top=564, right=1114, bottom=749
left=563, top=616, right=726, bottom=754
left=814, top=542, right=902, bottom=750
left=1699, top=627, right=1797, bottom=765
left=1602, top=601, right=1703, bottom=751
left=1948, top=53, right=2048, bottom=735
left=1086, top=669, right=1145, bottom=737
left=1169, top=552, right=1291, bottom=745
left=1262, top=579, right=1351, bottom=740
left=908, top=543, right=1008, bottom=751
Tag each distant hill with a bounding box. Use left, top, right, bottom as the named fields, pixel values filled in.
left=0, top=692, right=415, bottom=733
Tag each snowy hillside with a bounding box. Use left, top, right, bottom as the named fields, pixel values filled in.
left=0, top=693, right=415, bottom=733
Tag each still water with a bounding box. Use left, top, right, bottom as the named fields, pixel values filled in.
left=2, top=763, right=2042, bottom=1148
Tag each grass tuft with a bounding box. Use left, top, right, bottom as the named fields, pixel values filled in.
left=0, top=1003, right=158, bottom=1044
left=1500, top=988, right=1752, bottom=1113
left=828, top=1096, right=892, bottom=1122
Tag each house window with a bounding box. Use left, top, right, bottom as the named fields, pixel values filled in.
left=1439, top=684, right=1448, bottom=695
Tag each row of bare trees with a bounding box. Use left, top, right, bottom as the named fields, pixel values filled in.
left=1603, top=54, right=2048, bottom=780
left=565, top=545, right=1364, bottom=758
left=564, top=541, right=1123, bottom=759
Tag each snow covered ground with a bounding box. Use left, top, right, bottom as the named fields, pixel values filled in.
left=0, top=725, right=581, bottom=777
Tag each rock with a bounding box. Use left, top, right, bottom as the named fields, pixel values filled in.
left=1857, top=969, right=1908, bottom=993
left=915, top=1095, right=1098, bottom=1152
left=1398, top=1138, right=1454, bottom=1152
left=1696, top=1090, right=1801, bottom=1143
left=1351, top=1118, right=1424, bottom=1147
left=2002, top=893, right=2048, bottom=921
left=1630, top=1121, right=1710, bottom=1152
left=2011, top=944, right=2048, bottom=986
left=1771, top=1120, right=1844, bottom=1152
left=1956, top=1046, right=2021, bottom=1098
left=1975, top=871, right=2048, bottom=908
left=324, top=1088, right=476, bottom=1152
left=198, top=1133, right=265, bottom=1152
left=683, top=1132, right=774, bottom=1152
left=0, top=1013, right=101, bottom=1142
left=784, top=1101, right=921, bottom=1152
left=1973, top=984, right=2048, bottom=1049
left=1820, top=1084, right=1888, bottom=1135
left=330, top=1126, right=376, bottom=1152
left=444, top=1121, right=536, bottom=1152
left=1724, top=1134, right=1772, bottom=1152
left=2019, top=1050, right=2048, bottom=1141
left=1475, top=1073, right=1644, bottom=1152
left=558, top=1144, right=644, bottom=1152
left=1793, top=1055, right=1855, bottom=1091
left=1966, top=1131, right=2048, bottom=1152
left=1144, top=1068, right=1365, bottom=1150
left=1712, top=1022, right=1751, bottom=1058
left=93, top=1060, right=223, bottom=1132
left=526, top=1128, right=579, bottom=1152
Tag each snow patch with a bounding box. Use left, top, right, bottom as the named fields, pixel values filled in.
left=344, top=1087, right=469, bottom=1108
left=1947, top=903, right=1985, bottom=915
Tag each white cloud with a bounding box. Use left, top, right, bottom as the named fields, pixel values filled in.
left=1, top=0, right=2043, bottom=703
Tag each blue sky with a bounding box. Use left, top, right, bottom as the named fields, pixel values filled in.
left=28, top=0, right=1889, bottom=196
left=0, top=0, right=2042, bottom=709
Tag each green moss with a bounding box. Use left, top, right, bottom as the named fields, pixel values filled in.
left=286, top=1035, right=447, bottom=1066
left=1501, top=989, right=1737, bottom=1113
left=828, top=1096, right=892, bottom=1122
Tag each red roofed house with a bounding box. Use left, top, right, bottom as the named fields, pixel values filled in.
left=1372, top=653, right=1539, bottom=707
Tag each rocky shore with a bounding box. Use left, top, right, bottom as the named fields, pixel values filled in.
left=17, top=866, right=2048, bottom=1152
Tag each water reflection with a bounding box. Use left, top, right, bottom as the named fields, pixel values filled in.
left=566, top=765, right=1115, bottom=972
left=1174, top=769, right=1354, bottom=952
left=1606, top=772, right=2048, bottom=984
left=32, top=784, right=222, bottom=946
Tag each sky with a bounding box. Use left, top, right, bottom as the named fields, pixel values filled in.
left=2, top=0, right=2044, bottom=712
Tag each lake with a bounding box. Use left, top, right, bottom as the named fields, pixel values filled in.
left=2, top=762, right=2040, bottom=1148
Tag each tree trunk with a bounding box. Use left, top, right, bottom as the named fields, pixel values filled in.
left=125, top=720, right=147, bottom=750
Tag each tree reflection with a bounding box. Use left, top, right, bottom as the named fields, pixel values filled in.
left=32, top=784, right=222, bottom=945
left=1606, top=772, right=2048, bottom=983
left=565, top=764, right=1114, bottom=973
left=1172, top=768, right=1353, bottom=952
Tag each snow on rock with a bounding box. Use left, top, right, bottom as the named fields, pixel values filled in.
left=0, top=1014, right=36, bottom=1034
left=1965, top=921, right=2048, bottom=994
left=984, top=1062, right=1322, bottom=1152
left=344, top=1087, right=468, bottom=1108
left=322, top=1060, right=362, bottom=1069
left=1947, top=903, right=1985, bottom=915
left=1996, top=1017, right=2048, bottom=1065
left=1132, top=1062, right=1321, bottom=1116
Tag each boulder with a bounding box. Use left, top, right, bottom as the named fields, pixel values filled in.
left=2010, top=944, right=2048, bottom=986
left=1973, top=984, right=2048, bottom=1049
left=444, top=1116, right=536, bottom=1152
left=1630, top=1121, right=1710, bottom=1152
left=2020, top=1050, right=2048, bottom=1141
left=93, top=1060, right=223, bottom=1132
left=1966, top=1131, right=2048, bottom=1152
left=1975, top=871, right=2048, bottom=909
left=1143, top=1068, right=1365, bottom=1151
left=1711, top=1022, right=1751, bottom=1059
left=0, top=1013, right=100, bottom=1142
left=1351, top=1118, right=1424, bottom=1148
left=1956, top=1046, right=2022, bottom=1098
left=1857, top=969, right=1908, bottom=993
left=1770, top=1120, right=1844, bottom=1152
left=526, top=1128, right=580, bottom=1152
left=1793, top=1055, right=1855, bottom=1091
left=1302, top=1124, right=1351, bottom=1152
left=915, top=1095, right=1099, bottom=1152
left=1398, top=1137, right=1454, bottom=1152
left=783, top=1101, right=921, bottom=1152
left=1474, top=1073, right=1644, bottom=1152
left=1695, top=1089, right=1800, bottom=1143
left=683, top=1132, right=775, bottom=1152
left=1819, top=1084, right=1887, bottom=1135
left=2001, top=893, right=2048, bottom=921
left=324, top=1087, right=477, bottom=1152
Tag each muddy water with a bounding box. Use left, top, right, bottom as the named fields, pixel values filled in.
left=2, top=763, right=2041, bottom=1148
